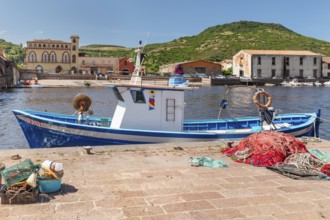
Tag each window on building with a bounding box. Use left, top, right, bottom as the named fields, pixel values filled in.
left=285, top=57, right=290, bottom=66
left=62, top=52, right=69, bottom=63
left=72, top=45, right=76, bottom=51
left=72, top=39, right=76, bottom=43
left=52, top=44, right=55, bottom=48
left=50, top=52, right=56, bottom=63
left=43, top=44, right=46, bottom=47
left=299, top=69, right=304, bottom=77
left=314, top=57, right=317, bottom=65
left=56, top=44, right=59, bottom=48
left=35, top=65, right=43, bottom=73
left=29, top=52, right=37, bottom=62
left=257, top=69, right=262, bottom=78
left=42, top=52, right=49, bottom=62
left=130, top=90, right=145, bottom=103
left=257, top=57, right=261, bottom=65
left=195, top=67, right=206, bottom=73
left=300, top=57, right=304, bottom=65
left=328, top=64, right=330, bottom=69
left=271, top=69, right=276, bottom=77
left=272, top=57, right=276, bottom=65
left=285, top=69, right=290, bottom=77
left=72, top=55, right=76, bottom=63
left=313, top=69, right=317, bottom=78
left=65, top=45, right=68, bottom=49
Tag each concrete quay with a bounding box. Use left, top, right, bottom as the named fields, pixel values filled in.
left=0, top=139, right=329, bottom=220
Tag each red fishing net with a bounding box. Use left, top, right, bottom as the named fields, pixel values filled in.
left=221, top=131, right=309, bottom=167
left=321, top=164, right=330, bottom=176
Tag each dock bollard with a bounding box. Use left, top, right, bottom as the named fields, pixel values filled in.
left=84, top=146, right=93, bottom=154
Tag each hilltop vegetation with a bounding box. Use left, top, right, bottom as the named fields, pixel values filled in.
left=82, top=21, right=330, bottom=72
left=2, top=21, right=330, bottom=72
left=0, top=39, right=25, bottom=68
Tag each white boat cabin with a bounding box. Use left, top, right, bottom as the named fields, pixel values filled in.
left=108, top=84, right=190, bottom=132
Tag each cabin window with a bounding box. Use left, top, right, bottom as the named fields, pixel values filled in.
left=130, top=90, right=145, bottom=103
left=112, top=87, right=124, bottom=102
left=166, top=99, right=175, bottom=121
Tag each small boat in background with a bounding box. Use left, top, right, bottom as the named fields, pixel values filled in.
left=290, top=79, right=303, bottom=87
left=323, top=81, right=330, bottom=86
left=314, top=81, right=323, bottom=86
left=302, top=82, right=314, bottom=86
left=168, top=75, right=189, bottom=87
left=280, top=79, right=303, bottom=87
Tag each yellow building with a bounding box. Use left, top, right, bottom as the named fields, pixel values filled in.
left=25, top=35, right=80, bottom=73
left=78, top=55, right=119, bottom=75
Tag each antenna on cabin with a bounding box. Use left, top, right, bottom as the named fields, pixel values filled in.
left=130, top=40, right=144, bottom=85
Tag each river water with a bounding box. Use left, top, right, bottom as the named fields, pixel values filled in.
left=1, top=85, right=329, bottom=149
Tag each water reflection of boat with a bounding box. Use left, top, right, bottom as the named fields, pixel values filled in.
left=12, top=42, right=321, bottom=148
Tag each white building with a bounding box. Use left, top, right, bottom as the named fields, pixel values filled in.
left=233, top=50, right=323, bottom=79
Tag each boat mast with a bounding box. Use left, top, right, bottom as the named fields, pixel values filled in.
left=130, top=40, right=143, bottom=85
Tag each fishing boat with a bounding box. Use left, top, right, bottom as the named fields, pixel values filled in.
left=13, top=42, right=321, bottom=148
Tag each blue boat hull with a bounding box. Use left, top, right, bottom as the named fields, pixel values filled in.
left=13, top=110, right=320, bottom=148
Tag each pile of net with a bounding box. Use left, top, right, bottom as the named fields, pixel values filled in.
left=222, top=131, right=330, bottom=179
left=222, top=131, right=309, bottom=167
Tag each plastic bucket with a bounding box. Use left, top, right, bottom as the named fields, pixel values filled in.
left=38, top=178, right=62, bottom=193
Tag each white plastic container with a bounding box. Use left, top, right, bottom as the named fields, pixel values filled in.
left=41, top=160, right=63, bottom=172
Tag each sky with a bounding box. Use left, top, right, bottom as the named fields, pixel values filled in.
left=1, top=0, right=330, bottom=48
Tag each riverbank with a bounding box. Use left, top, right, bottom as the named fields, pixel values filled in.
left=0, top=139, right=329, bottom=219
left=13, top=78, right=208, bottom=88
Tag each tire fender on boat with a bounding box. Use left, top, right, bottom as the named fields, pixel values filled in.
left=253, top=91, right=272, bottom=109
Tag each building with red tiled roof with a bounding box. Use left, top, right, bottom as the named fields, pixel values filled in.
left=159, top=60, right=221, bottom=76
left=233, top=50, right=323, bottom=79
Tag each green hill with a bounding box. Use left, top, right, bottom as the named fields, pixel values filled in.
left=2, top=21, right=330, bottom=72
left=142, top=21, right=330, bottom=71
left=0, top=39, right=25, bottom=68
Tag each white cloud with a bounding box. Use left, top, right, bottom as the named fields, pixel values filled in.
left=0, top=30, right=8, bottom=36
